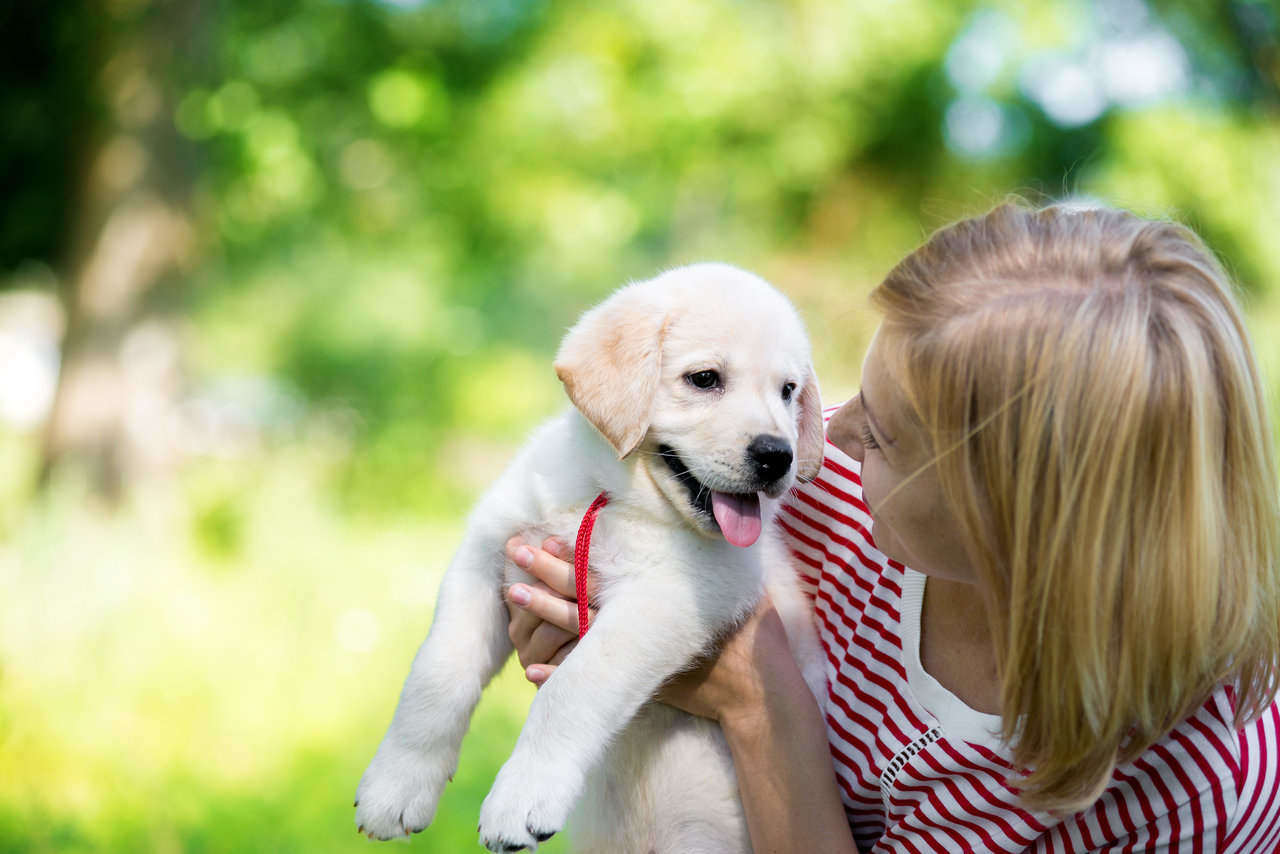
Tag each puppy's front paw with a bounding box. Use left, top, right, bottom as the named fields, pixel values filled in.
left=354, top=741, right=451, bottom=840
left=477, top=756, right=579, bottom=852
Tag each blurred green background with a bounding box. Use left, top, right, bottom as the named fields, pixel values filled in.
left=1, top=0, right=1278, bottom=851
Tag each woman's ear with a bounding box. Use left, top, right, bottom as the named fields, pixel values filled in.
left=795, top=370, right=824, bottom=482
left=554, top=284, right=668, bottom=458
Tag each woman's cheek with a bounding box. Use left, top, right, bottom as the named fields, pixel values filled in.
left=859, top=459, right=882, bottom=518
left=859, top=463, right=897, bottom=555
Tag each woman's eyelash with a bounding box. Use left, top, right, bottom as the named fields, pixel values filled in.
left=860, top=425, right=881, bottom=450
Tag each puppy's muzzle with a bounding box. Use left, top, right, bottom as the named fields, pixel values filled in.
left=747, top=434, right=793, bottom=484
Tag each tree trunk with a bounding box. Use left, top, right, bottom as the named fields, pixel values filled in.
left=38, top=0, right=202, bottom=499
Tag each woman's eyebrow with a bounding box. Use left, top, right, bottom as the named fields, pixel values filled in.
left=860, top=391, right=896, bottom=446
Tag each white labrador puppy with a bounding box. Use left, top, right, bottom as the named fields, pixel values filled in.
left=355, top=263, right=826, bottom=853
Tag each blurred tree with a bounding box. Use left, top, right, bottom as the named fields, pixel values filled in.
left=4, top=0, right=204, bottom=497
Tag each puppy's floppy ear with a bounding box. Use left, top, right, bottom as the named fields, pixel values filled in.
left=554, top=284, right=667, bottom=458
left=796, top=369, right=824, bottom=482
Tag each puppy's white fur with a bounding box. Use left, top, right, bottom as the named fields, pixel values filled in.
left=356, top=264, right=826, bottom=852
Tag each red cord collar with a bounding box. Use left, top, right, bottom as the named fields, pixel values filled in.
left=573, top=492, right=609, bottom=639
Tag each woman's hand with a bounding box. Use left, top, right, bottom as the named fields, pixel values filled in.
left=503, top=536, right=795, bottom=729
left=655, top=599, right=794, bottom=727
left=503, top=536, right=594, bottom=684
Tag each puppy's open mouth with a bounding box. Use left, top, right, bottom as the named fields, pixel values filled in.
left=658, top=444, right=762, bottom=548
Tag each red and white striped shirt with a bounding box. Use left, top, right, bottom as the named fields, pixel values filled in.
left=779, top=410, right=1280, bottom=853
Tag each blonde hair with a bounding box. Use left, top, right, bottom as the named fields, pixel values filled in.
left=872, top=202, right=1280, bottom=812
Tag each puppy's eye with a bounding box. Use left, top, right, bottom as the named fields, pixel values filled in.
left=782, top=382, right=797, bottom=402
left=686, top=370, right=721, bottom=390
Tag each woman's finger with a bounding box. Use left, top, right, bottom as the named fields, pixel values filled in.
left=526, top=663, right=557, bottom=685
left=505, top=580, right=559, bottom=648
left=505, top=535, right=574, bottom=597
left=523, top=627, right=578, bottom=686
left=504, top=536, right=597, bottom=600
left=508, top=581, right=592, bottom=635
left=519, top=620, right=577, bottom=670
left=541, top=535, right=573, bottom=562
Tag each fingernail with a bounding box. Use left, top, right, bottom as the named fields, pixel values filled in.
left=545, top=537, right=567, bottom=557
left=509, top=584, right=531, bottom=606
left=513, top=546, right=534, bottom=568
left=527, top=665, right=546, bottom=683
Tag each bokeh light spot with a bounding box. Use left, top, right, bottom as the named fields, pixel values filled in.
left=945, top=10, right=1016, bottom=94
left=368, top=69, right=448, bottom=129
left=1021, top=56, right=1107, bottom=127
left=339, top=139, right=394, bottom=190
left=945, top=96, right=1005, bottom=157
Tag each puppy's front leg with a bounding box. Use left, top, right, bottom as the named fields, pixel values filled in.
left=477, top=578, right=742, bottom=852
left=355, top=534, right=512, bottom=839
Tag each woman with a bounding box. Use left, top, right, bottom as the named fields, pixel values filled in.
left=505, top=202, right=1280, bottom=851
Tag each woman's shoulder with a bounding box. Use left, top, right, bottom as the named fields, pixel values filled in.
left=1053, top=687, right=1280, bottom=852
left=1216, top=689, right=1280, bottom=852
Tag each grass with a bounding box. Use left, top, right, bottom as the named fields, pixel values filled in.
left=0, top=437, right=569, bottom=854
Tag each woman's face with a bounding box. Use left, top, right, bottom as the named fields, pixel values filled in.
left=829, top=329, right=977, bottom=585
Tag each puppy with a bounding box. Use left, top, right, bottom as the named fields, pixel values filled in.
left=355, top=263, right=826, bottom=852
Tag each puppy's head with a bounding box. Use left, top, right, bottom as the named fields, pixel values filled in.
left=555, top=263, right=822, bottom=547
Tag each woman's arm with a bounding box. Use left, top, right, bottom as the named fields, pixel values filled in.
left=660, top=603, right=857, bottom=854
left=504, top=537, right=858, bottom=854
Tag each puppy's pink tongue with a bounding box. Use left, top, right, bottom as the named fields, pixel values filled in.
left=711, top=492, right=762, bottom=548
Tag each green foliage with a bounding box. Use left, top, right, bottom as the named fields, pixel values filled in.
left=170, top=0, right=1273, bottom=517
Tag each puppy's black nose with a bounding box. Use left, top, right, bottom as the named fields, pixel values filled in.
left=748, top=435, right=793, bottom=483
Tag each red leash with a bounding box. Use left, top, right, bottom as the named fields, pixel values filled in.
left=573, top=492, right=609, bottom=639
